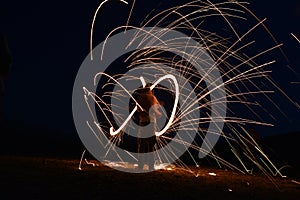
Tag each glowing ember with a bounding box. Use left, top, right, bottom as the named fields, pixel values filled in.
left=208, top=172, right=217, bottom=176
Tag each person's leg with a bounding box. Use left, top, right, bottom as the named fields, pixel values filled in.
left=138, top=138, right=146, bottom=170
left=146, top=126, right=156, bottom=171
left=138, top=122, right=150, bottom=170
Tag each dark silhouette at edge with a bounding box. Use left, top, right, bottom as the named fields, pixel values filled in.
left=0, top=32, right=12, bottom=124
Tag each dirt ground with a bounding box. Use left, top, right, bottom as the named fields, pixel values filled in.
left=0, top=155, right=299, bottom=200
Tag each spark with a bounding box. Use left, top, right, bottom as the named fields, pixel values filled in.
left=208, top=172, right=216, bottom=176
left=85, top=159, right=96, bottom=167
left=78, top=149, right=86, bottom=170
left=125, top=0, right=136, bottom=32
left=291, top=33, right=300, bottom=44
left=291, top=180, right=300, bottom=185
left=76, top=0, right=298, bottom=181
left=90, top=0, right=128, bottom=60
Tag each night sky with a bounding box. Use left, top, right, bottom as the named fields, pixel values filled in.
left=0, top=0, right=299, bottom=137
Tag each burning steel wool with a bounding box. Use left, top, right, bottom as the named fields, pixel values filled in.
left=72, top=0, right=299, bottom=181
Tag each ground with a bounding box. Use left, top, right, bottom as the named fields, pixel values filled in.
left=0, top=155, right=299, bottom=200
left=0, top=122, right=299, bottom=199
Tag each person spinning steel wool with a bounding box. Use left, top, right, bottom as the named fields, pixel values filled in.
left=136, top=83, right=162, bottom=171
left=0, top=33, right=12, bottom=124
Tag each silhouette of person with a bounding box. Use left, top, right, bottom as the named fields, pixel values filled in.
left=0, top=33, right=12, bottom=123
left=136, top=83, right=162, bottom=171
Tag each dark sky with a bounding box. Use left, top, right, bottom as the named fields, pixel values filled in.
left=0, top=0, right=299, bottom=136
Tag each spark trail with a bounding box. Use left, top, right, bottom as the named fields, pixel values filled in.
left=291, top=33, right=300, bottom=44
left=74, top=0, right=299, bottom=181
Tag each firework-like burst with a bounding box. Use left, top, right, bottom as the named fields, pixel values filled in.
left=72, top=0, right=298, bottom=182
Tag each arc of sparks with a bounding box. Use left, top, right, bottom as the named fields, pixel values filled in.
left=109, top=74, right=179, bottom=137
left=90, top=0, right=128, bottom=60
left=151, top=74, right=179, bottom=136
left=75, top=0, right=298, bottom=177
